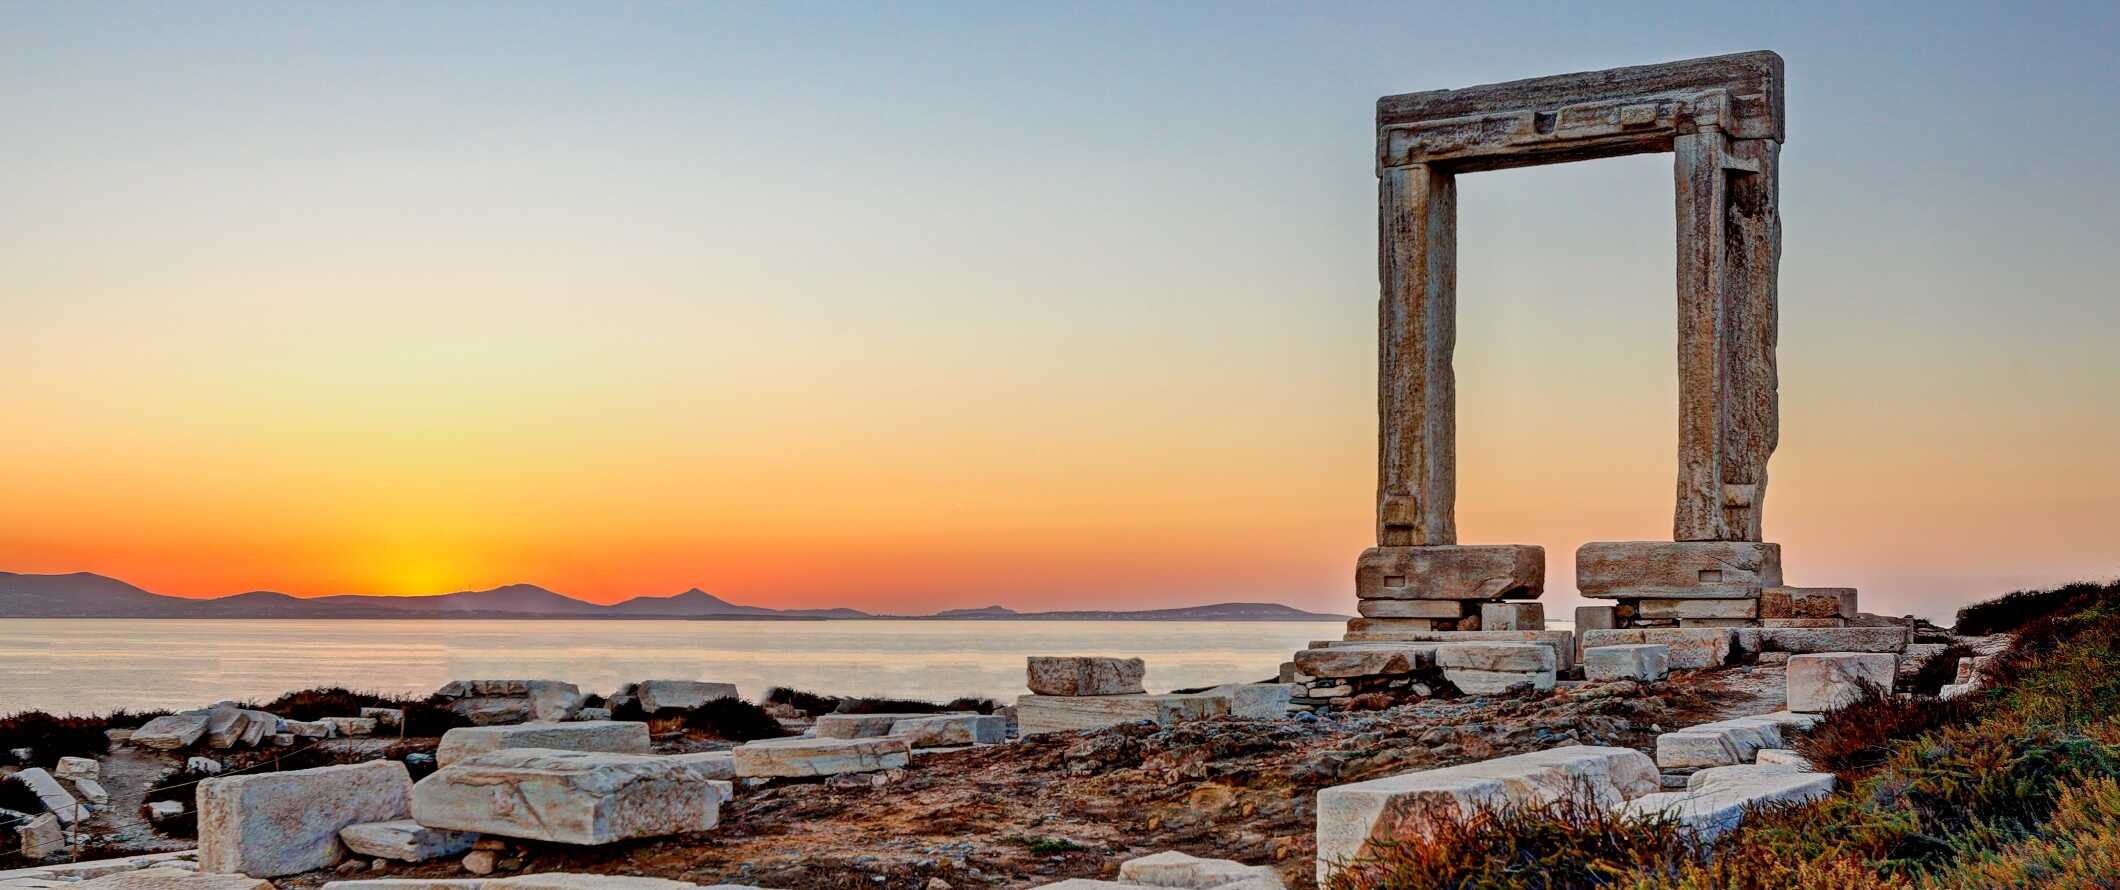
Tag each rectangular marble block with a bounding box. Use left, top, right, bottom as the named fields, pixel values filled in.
left=1577, top=542, right=1782, bottom=599
left=1579, top=628, right=1733, bottom=670
left=1015, top=693, right=1229, bottom=736
left=1356, top=599, right=1467, bottom=619
left=1480, top=602, right=1544, bottom=631
left=1734, top=626, right=1911, bottom=655
left=1355, top=545, right=1545, bottom=600
left=1635, top=598, right=1758, bottom=620
left=1760, top=587, right=1857, bottom=619
left=1334, top=629, right=1577, bottom=671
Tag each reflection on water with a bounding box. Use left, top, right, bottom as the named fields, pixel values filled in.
left=0, top=619, right=1346, bottom=714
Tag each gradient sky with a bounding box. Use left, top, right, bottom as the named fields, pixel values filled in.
left=3, top=2, right=2115, bottom=621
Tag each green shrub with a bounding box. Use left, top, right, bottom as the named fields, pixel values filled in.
left=400, top=698, right=472, bottom=737
left=0, top=774, right=44, bottom=815
left=1955, top=580, right=2118, bottom=635
left=1924, top=775, right=2120, bottom=887
left=1903, top=643, right=1974, bottom=697
left=0, top=711, right=114, bottom=768
left=249, top=686, right=416, bottom=721
left=1795, top=683, right=1976, bottom=777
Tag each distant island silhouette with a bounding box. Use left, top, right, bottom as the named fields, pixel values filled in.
left=0, top=571, right=1348, bottom=621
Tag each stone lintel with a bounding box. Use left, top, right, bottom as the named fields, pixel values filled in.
left=1356, top=545, right=1545, bottom=600
left=1576, top=541, right=1781, bottom=599
left=1377, top=51, right=1783, bottom=172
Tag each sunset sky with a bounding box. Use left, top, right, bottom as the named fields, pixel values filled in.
left=3, top=2, right=2115, bottom=622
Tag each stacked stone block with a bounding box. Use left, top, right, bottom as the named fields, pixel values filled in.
left=1282, top=643, right=1441, bottom=707
left=1348, top=545, right=1545, bottom=634
left=1575, top=541, right=1859, bottom=631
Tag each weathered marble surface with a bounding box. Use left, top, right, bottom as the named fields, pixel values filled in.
left=1760, top=587, right=1857, bottom=619
left=1354, top=546, right=1543, bottom=599
left=338, top=820, right=476, bottom=863
left=1786, top=653, right=1897, bottom=713
left=814, top=714, right=927, bottom=739
left=887, top=714, right=1006, bottom=747
left=729, top=738, right=910, bottom=778
left=1330, top=630, right=1576, bottom=670
left=1015, top=693, right=1229, bottom=736
left=198, top=760, right=412, bottom=877
left=1584, top=644, right=1670, bottom=682
left=12, top=768, right=87, bottom=824
left=1025, top=657, right=1146, bottom=696
left=411, top=749, right=718, bottom=844
left=1576, top=542, right=1782, bottom=598
left=1621, top=770, right=1832, bottom=839
left=632, top=681, right=738, bottom=713
left=1117, top=850, right=1283, bottom=890
left=132, top=714, right=210, bottom=751
left=433, top=680, right=582, bottom=725
left=1315, top=746, right=1657, bottom=882
left=1293, top=645, right=1434, bottom=678
left=435, top=722, right=650, bottom=767
left=70, top=869, right=270, bottom=890
left=1579, top=628, right=1733, bottom=670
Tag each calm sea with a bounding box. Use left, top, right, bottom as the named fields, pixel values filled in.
left=0, top=619, right=1346, bottom=715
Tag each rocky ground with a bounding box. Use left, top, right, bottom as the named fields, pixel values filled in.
left=252, top=671, right=1744, bottom=890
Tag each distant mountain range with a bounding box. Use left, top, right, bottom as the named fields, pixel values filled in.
left=0, top=571, right=1347, bottom=621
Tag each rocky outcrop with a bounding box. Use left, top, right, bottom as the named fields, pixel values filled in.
left=410, top=748, right=719, bottom=844
left=435, top=722, right=651, bottom=767
left=197, top=760, right=414, bottom=878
